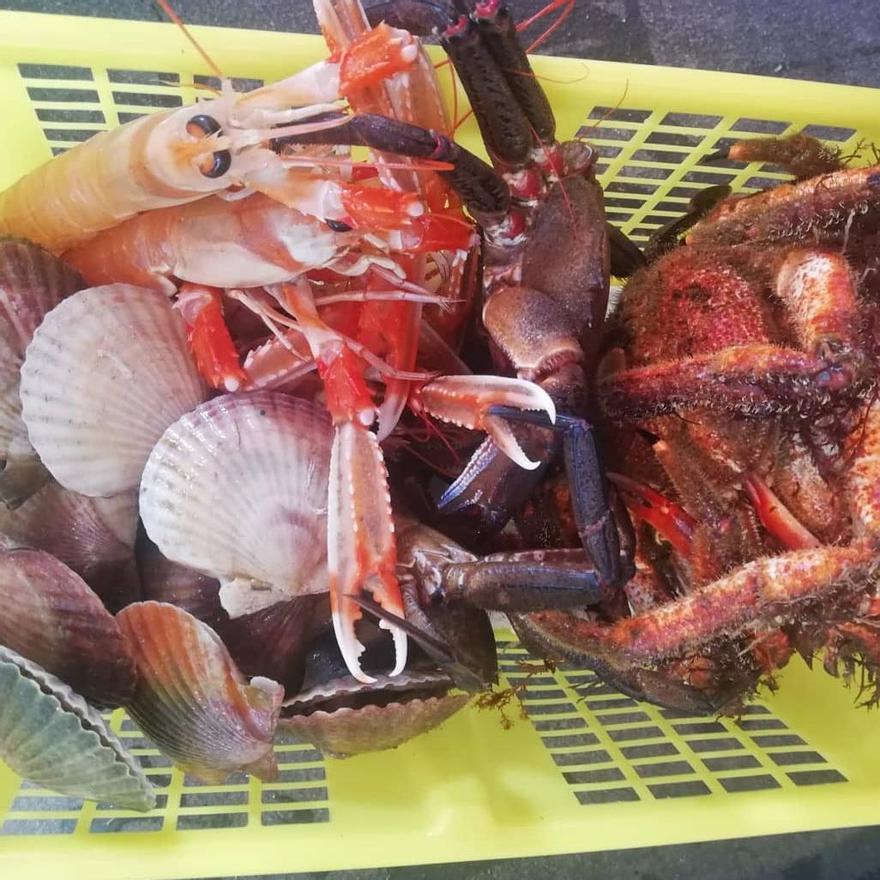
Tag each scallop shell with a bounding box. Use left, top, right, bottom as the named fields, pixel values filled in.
left=0, top=239, right=83, bottom=506
left=0, top=549, right=136, bottom=705
left=281, top=692, right=469, bottom=759
left=280, top=661, right=465, bottom=758
left=0, top=481, right=140, bottom=611
left=139, top=392, right=332, bottom=617
left=117, top=601, right=284, bottom=783
left=0, top=646, right=154, bottom=811
left=20, top=284, right=207, bottom=496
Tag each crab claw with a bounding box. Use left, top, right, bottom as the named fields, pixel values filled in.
left=413, top=375, right=556, bottom=470
left=328, top=421, right=407, bottom=683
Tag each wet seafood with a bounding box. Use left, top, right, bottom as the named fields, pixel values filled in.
left=0, top=549, right=136, bottom=705
left=117, top=602, right=284, bottom=784
left=0, top=646, right=154, bottom=811
left=20, top=284, right=207, bottom=496
left=357, top=0, right=636, bottom=599
left=0, top=239, right=83, bottom=506
left=0, top=24, right=425, bottom=253
left=519, top=136, right=880, bottom=709
left=0, top=481, right=140, bottom=611
left=139, top=392, right=332, bottom=615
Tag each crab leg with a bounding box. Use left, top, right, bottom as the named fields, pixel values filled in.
left=685, top=165, right=880, bottom=248
left=412, top=374, right=556, bottom=470
left=174, top=284, right=248, bottom=392
left=438, top=548, right=606, bottom=610
left=743, top=473, right=821, bottom=551
left=708, top=132, right=845, bottom=181
left=643, top=184, right=731, bottom=263
left=479, top=407, right=628, bottom=585
left=599, top=343, right=861, bottom=420
left=527, top=544, right=877, bottom=666
left=527, top=403, right=880, bottom=673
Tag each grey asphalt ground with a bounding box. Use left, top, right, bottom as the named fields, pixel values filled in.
left=2, top=1, right=880, bottom=879
left=3, top=0, right=880, bottom=87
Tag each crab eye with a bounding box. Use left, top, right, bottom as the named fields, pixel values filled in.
left=186, top=114, right=223, bottom=138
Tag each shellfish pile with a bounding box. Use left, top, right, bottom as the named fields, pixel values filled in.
left=0, top=238, right=497, bottom=810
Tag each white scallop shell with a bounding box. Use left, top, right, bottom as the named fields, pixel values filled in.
left=140, top=392, right=332, bottom=617
left=20, top=284, right=207, bottom=497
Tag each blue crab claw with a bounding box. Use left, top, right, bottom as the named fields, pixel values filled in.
left=412, top=375, right=556, bottom=470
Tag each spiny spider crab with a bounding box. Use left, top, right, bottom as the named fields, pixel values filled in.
left=510, top=134, right=880, bottom=712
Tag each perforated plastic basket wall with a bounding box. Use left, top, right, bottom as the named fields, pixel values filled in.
left=1, top=11, right=880, bottom=879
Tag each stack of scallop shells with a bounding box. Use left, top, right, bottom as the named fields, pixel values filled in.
left=0, top=239, right=480, bottom=812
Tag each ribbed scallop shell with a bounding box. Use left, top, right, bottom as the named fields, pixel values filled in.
left=0, top=549, right=136, bottom=705
left=117, top=602, right=284, bottom=783
left=281, top=694, right=469, bottom=758
left=140, top=392, right=332, bottom=617
left=0, top=481, right=140, bottom=611
left=20, top=284, right=207, bottom=496
left=0, top=646, right=154, bottom=811
left=280, top=668, right=465, bottom=758
left=0, top=239, right=83, bottom=506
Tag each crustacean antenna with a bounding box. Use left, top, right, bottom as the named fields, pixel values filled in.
left=516, top=0, right=576, bottom=53
left=154, top=0, right=225, bottom=80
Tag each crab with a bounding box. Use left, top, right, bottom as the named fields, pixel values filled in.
left=503, top=134, right=880, bottom=712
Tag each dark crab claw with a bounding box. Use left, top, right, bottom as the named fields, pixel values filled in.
left=349, top=593, right=496, bottom=692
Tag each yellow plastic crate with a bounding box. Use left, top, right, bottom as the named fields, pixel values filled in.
left=1, top=10, right=880, bottom=879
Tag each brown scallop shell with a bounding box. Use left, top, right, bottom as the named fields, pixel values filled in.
left=280, top=694, right=469, bottom=758
left=0, top=549, right=136, bottom=705
left=0, top=239, right=83, bottom=507
left=137, top=532, right=327, bottom=695
left=117, top=601, right=284, bottom=783
left=219, top=595, right=330, bottom=696
left=280, top=669, right=466, bottom=758
left=0, top=481, right=140, bottom=611
left=137, top=529, right=225, bottom=627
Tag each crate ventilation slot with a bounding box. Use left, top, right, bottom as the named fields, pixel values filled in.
left=1, top=724, right=330, bottom=836
left=497, top=641, right=847, bottom=806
